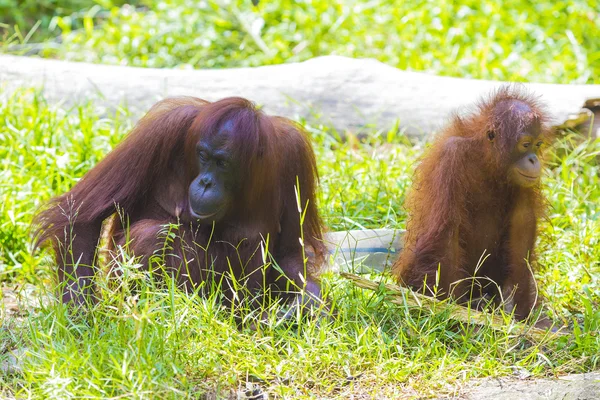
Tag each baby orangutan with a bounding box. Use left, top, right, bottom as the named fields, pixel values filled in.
left=393, top=87, right=554, bottom=321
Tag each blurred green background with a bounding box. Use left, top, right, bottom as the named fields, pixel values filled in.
left=1, top=0, right=599, bottom=83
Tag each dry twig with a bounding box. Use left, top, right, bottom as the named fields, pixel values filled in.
left=341, top=272, right=567, bottom=342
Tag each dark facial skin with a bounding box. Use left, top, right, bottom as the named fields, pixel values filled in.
left=188, top=121, right=237, bottom=222
left=509, top=135, right=544, bottom=187
left=493, top=100, right=544, bottom=188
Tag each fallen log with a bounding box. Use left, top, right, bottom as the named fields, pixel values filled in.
left=1, top=55, right=598, bottom=136
left=324, top=229, right=402, bottom=273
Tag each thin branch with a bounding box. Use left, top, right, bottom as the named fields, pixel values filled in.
left=341, top=272, right=567, bottom=343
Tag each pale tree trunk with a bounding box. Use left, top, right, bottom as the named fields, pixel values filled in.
left=1, top=55, right=598, bottom=137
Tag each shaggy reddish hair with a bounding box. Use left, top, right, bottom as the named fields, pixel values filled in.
left=393, top=86, right=554, bottom=320
left=34, top=97, right=325, bottom=309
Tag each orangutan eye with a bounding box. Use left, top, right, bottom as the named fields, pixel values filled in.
left=198, top=151, right=209, bottom=163
left=216, top=159, right=229, bottom=168
left=522, top=142, right=531, bottom=149
left=487, top=131, right=495, bottom=141
left=536, top=141, right=543, bottom=148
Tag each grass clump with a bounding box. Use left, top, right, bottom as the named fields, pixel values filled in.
left=0, top=89, right=130, bottom=279
left=5, top=271, right=596, bottom=398
left=0, top=89, right=599, bottom=397
left=2, top=0, right=600, bottom=84
left=0, top=1, right=134, bottom=45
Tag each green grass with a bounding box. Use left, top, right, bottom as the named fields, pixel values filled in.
left=2, top=0, right=600, bottom=84
left=1, top=89, right=599, bottom=398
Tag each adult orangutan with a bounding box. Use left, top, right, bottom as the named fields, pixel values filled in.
left=392, top=87, right=554, bottom=321
left=34, top=97, right=326, bottom=313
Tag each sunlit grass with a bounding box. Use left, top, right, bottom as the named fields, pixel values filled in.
left=1, top=0, right=600, bottom=84
left=0, top=89, right=599, bottom=397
